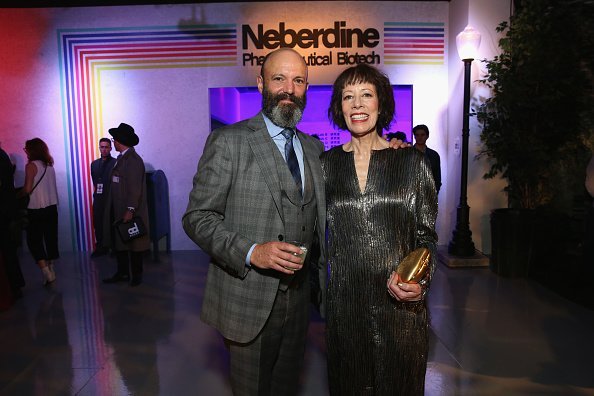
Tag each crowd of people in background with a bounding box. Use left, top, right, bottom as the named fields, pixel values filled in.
left=0, top=121, right=151, bottom=309
left=386, top=125, right=442, bottom=195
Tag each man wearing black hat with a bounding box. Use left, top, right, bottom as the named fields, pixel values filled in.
left=102, top=123, right=150, bottom=286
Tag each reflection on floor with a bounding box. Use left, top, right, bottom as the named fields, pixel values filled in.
left=1, top=250, right=594, bottom=395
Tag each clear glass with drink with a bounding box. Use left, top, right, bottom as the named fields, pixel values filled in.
left=287, top=240, right=308, bottom=264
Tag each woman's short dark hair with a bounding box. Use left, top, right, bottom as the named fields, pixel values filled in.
left=328, top=64, right=395, bottom=135
left=25, top=138, right=54, bottom=166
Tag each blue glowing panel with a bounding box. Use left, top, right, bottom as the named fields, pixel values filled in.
left=209, top=85, right=413, bottom=150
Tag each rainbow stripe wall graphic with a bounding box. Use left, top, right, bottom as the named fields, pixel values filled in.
left=58, top=25, right=237, bottom=251
left=383, top=22, right=445, bottom=65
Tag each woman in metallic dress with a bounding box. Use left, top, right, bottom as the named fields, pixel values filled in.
left=322, top=64, right=438, bottom=395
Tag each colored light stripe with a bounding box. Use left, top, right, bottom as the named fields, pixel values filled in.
left=76, top=48, right=92, bottom=251
left=383, top=22, right=446, bottom=65
left=384, top=27, right=445, bottom=32
left=58, top=34, right=77, bottom=250
left=58, top=25, right=238, bottom=251
left=385, top=55, right=444, bottom=60
left=80, top=45, right=237, bottom=54
left=76, top=40, right=236, bottom=49
left=385, top=38, right=444, bottom=43
left=384, top=33, right=445, bottom=38
left=385, top=61, right=444, bottom=65
left=386, top=50, right=445, bottom=54
left=385, top=44, right=445, bottom=49
left=82, top=51, right=237, bottom=60
left=384, top=22, right=445, bottom=26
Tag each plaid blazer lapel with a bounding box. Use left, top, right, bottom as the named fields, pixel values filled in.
left=246, top=115, right=284, bottom=223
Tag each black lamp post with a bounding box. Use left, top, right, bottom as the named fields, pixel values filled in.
left=449, top=26, right=481, bottom=257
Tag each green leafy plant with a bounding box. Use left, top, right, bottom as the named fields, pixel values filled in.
left=476, top=0, right=593, bottom=209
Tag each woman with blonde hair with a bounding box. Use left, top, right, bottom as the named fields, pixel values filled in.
left=20, top=138, right=59, bottom=285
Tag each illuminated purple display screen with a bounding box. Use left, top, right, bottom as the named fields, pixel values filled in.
left=209, top=85, right=413, bottom=150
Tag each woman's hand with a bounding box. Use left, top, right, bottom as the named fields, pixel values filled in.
left=387, top=272, right=423, bottom=301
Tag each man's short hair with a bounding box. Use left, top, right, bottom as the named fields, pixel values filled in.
left=99, top=137, right=111, bottom=145
left=412, top=124, right=430, bottom=137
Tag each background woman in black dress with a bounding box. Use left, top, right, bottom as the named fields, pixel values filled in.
left=322, top=64, right=438, bottom=395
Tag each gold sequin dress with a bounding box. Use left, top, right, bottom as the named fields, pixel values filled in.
left=321, top=146, right=438, bottom=395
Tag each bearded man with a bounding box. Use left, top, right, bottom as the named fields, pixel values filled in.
left=183, top=48, right=327, bottom=396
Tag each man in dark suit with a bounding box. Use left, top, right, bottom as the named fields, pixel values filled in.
left=183, top=48, right=326, bottom=395
left=413, top=124, right=442, bottom=194
left=90, top=137, right=116, bottom=257
left=102, top=123, right=150, bottom=287
left=0, top=144, right=24, bottom=300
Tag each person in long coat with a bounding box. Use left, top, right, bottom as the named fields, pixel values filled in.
left=102, top=123, right=150, bottom=287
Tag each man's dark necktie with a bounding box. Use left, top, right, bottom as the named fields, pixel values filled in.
left=281, top=128, right=302, bottom=196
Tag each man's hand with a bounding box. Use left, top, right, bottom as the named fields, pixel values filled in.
left=251, top=241, right=305, bottom=274
left=122, top=209, right=134, bottom=223
left=388, top=139, right=411, bottom=149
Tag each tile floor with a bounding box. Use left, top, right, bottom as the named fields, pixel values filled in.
left=1, top=249, right=593, bottom=395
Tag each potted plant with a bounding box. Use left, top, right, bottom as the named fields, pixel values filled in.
left=476, top=0, right=594, bottom=277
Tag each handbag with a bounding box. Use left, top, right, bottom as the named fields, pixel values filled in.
left=115, top=216, right=147, bottom=242
left=396, top=247, right=431, bottom=283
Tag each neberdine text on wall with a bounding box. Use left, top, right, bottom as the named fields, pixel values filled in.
left=242, top=21, right=381, bottom=66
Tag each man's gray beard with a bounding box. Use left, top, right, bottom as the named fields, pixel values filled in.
left=262, top=89, right=306, bottom=129
left=268, top=105, right=303, bottom=129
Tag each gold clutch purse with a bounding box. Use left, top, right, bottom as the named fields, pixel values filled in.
left=396, top=247, right=431, bottom=283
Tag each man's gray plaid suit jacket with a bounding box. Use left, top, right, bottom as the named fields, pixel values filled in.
left=183, top=112, right=327, bottom=343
